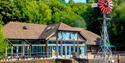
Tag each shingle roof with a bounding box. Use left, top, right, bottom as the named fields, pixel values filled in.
left=3, top=22, right=100, bottom=45
left=4, top=22, right=47, bottom=39
left=80, top=29, right=100, bottom=45
left=39, top=23, right=60, bottom=39
left=70, top=27, right=101, bottom=45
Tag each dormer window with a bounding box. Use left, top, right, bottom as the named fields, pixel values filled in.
left=58, top=31, right=78, bottom=40
left=46, top=26, right=55, bottom=32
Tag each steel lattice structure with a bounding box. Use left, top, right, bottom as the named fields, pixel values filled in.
left=94, top=14, right=113, bottom=63
left=94, top=0, right=114, bottom=63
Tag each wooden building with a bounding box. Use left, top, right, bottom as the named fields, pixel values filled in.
left=3, top=22, right=100, bottom=59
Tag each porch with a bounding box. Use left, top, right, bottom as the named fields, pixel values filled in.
left=6, top=40, right=87, bottom=59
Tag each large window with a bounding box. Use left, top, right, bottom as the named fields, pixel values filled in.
left=47, top=40, right=87, bottom=57
left=58, top=31, right=78, bottom=40
left=31, top=46, right=45, bottom=56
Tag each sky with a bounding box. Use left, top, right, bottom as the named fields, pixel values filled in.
left=65, top=0, right=86, bottom=3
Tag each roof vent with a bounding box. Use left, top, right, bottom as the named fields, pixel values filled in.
left=47, top=26, right=51, bottom=30
left=46, top=26, right=55, bottom=32
left=23, top=26, right=28, bottom=30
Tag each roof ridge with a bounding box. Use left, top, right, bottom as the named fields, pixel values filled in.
left=7, top=21, right=47, bottom=26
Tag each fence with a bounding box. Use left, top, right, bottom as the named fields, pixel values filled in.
left=88, top=52, right=125, bottom=63
left=1, top=52, right=125, bottom=63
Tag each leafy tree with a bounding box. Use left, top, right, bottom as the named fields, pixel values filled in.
left=23, top=1, right=51, bottom=24
left=117, top=3, right=125, bottom=22
left=12, top=0, right=86, bottom=28
left=0, top=0, right=20, bottom=24
left=47, top=0, right=86, bottom=28
left=60, top=0, right=66, bottom=3
left=0, top=8, right=8, bottom=59
left=12, top=0, right=32, bottom=22
left=109, top=2, right=125, bottom=49
left=68, top=0, right=74, bottom=4
left=87, top=0, right=97, bottom=3
left=0, top=22, right=8, bottom=59
left=71, top=3, right=102, bottom=34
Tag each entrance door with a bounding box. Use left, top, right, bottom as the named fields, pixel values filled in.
left=48, top=45, right=56, bottom=57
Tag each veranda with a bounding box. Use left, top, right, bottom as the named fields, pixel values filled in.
left=6, top=32, right=86, bottom=59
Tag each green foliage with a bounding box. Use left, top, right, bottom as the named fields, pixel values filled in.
left=117, top=3, right=125, bottom=22
left=0, top=15, right=3, bottom=24
left=109, top=2, right=125, bottom=48
left=23, top=1, right=51, bottom=24
left=7, top=0, right=86, bottom=28
left=86, top=0, right=97, bottom=3
left=68, top=0, right=74, bottom=4
left=47, top=1, right=86, bottom=28
left=0, top=0, right=20, bottom=23
left=0, top=7, right=8, bottom=58
left=71, top=3, right=102, bottom=34
left=60, top=0, right=66, bottom=3
left=0, top=24, right=8, bottom=59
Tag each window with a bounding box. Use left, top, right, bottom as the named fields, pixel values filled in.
left=58, top=31, right=78, bottom=40
left=70, top=32, right=77, bottom=40
left=62, top=32, right=70, bottom=40
left=58, top=32, right=63, bottom=40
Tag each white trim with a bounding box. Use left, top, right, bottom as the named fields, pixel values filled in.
left=13, top=44, right=29, bottom=46
left=32, top=44, right=46, bottom=46
left=13, top=44, right=85, bottom=46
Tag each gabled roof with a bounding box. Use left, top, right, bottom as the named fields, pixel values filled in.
left=80, top=28, right=100, bottom=45
left=4, top=22, right=100, bottom=45
left=39, top=23, right=60, bottom=39
left=58, top=22, right=80, bottom=32
left=58, top=22, right=72, bottom=31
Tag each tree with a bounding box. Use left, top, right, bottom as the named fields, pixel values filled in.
left=109, top=2, right=125, bottom=49
left=0, top=22, right=8, bottom=59
left=87, top=0, right=97, bottom=3
left=68, top=0, right=74, bottom=4
left=47, top=0, right=86, bottom=28
left=0, top=10, right=8, bottom=59
left=12, top=0, right=87, bottom=28
left=0, top=0, right=20, bottom=24
left=60, top=0, right=66, bottom=3
left=71, top=3, right=102, bottom=34
left=22, top=1, right=51, bottom=24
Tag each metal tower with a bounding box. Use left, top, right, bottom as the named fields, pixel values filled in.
left=93, top=0, right=114, bottom=62
left=94, top=14, right=113, bottom=63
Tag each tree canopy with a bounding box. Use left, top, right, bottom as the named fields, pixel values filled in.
left=109, top=1, right=125, bottom=49
left=0, top=0, right=86, bottom=28
left=0, top=23, right=8, bottom=59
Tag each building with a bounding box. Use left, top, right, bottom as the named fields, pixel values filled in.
left=3, top=22, right=100, bottom=59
